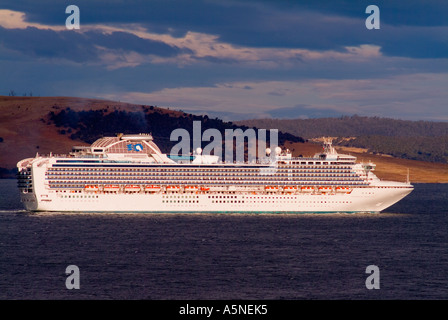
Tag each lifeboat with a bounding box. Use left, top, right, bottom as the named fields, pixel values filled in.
left=104, top=185, right=120, bottom=192
left=145, top=185, right=161, bottom=192
left=166, top=185, right=181, bottom=192
left=124, top=185, right=141, bottom=192
left=318, top=186, right=333, bottom=193
left=301, top=186, right=314, bottom=192
left=84, top=185, right=99, bottom=192
left=184, top=186, right=198, bottom=192
left=200, top=186, right=210, bottom=191
left=265, top=186, right=279, bottom=192
left=283, top=186, right=297, bottom=192
left=336, top=186, right=352, bottom=193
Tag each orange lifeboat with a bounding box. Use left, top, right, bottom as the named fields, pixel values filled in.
left=84, top=185, right=99, bottom=192
left=301, top=186, right=314, bottom=192
left=283, top=186, right=297, bottom=192
left=145, top=185, right=161, bottom=192
left=125, top=185, right=141, bottom=192
left=318, top=186, right=333, bottom=193
left=265, top=186, right=279, bottom=192
left=200, top=186, right=210, bottom=191
left=184, top=186, right=198, bottom=192
left=336, top=186, right=352, bottom=193
left=104, top=185, right=120, bottom=192
left=166, top=185, right=181, bottom=192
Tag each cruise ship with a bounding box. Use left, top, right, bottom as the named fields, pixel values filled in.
left=17, top=133, right=413, bottom=213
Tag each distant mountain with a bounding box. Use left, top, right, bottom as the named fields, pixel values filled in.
left=236, top=115, right=448, bottom=163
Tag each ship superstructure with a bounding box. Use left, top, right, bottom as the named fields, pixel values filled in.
left=17, top=134, right=413, bottom=213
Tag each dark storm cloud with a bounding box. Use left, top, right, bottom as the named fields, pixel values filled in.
left=0, top=26, right=187, bottom=63
left=0, top=26, right=98, bottom=62
left=1, top=0, right=446, bottom=59
left=375, top=26, right=448, bottom=59
left=85, top=30, right=189, bottom=56
left=200, top=2, right=448, bottom=59
left=267, top=0, right=448, bottom=27
left=4, top=0, right=447, bottom=26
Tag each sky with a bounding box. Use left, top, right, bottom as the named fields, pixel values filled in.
left=0, top=0, right=447, bottom=121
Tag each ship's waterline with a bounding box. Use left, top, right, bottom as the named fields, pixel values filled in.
left=17, top=133, right=413, bottom=213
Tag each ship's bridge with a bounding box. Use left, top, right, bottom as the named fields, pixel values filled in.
left=312, top=138, right=357, bottom=164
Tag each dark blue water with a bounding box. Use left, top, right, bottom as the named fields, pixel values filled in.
left=0, top=179, right=446, bottom=300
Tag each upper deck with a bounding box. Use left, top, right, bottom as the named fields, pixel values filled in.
left=18, top=133, right=369, bottom=168
left=19, top=135, right=416, bottom=197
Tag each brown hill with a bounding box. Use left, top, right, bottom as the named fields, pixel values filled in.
left=0, top=96, right=181, bottom=170
left=1, top=96, right=447, bottom=183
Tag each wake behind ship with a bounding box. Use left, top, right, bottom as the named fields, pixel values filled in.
left=17, top=133, right=413, bottom=213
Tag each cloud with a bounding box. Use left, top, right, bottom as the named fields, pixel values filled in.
left=2, top=0, right=447, bottom=27
left=2, top=0, right=447, bottom=60
left=87, top=30, right=189, bottom=56
left=0, top=9, right=62, bottom=29
left=0, top=8, right=388, bottom=70
left=0, top=26, right=99, bottom=62
left=0, top=10, right=190, bottom=68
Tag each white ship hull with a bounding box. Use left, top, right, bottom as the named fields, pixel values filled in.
left=17, top=134, right=414, bottom=214
left=20, top=186, right=413, bottom=213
